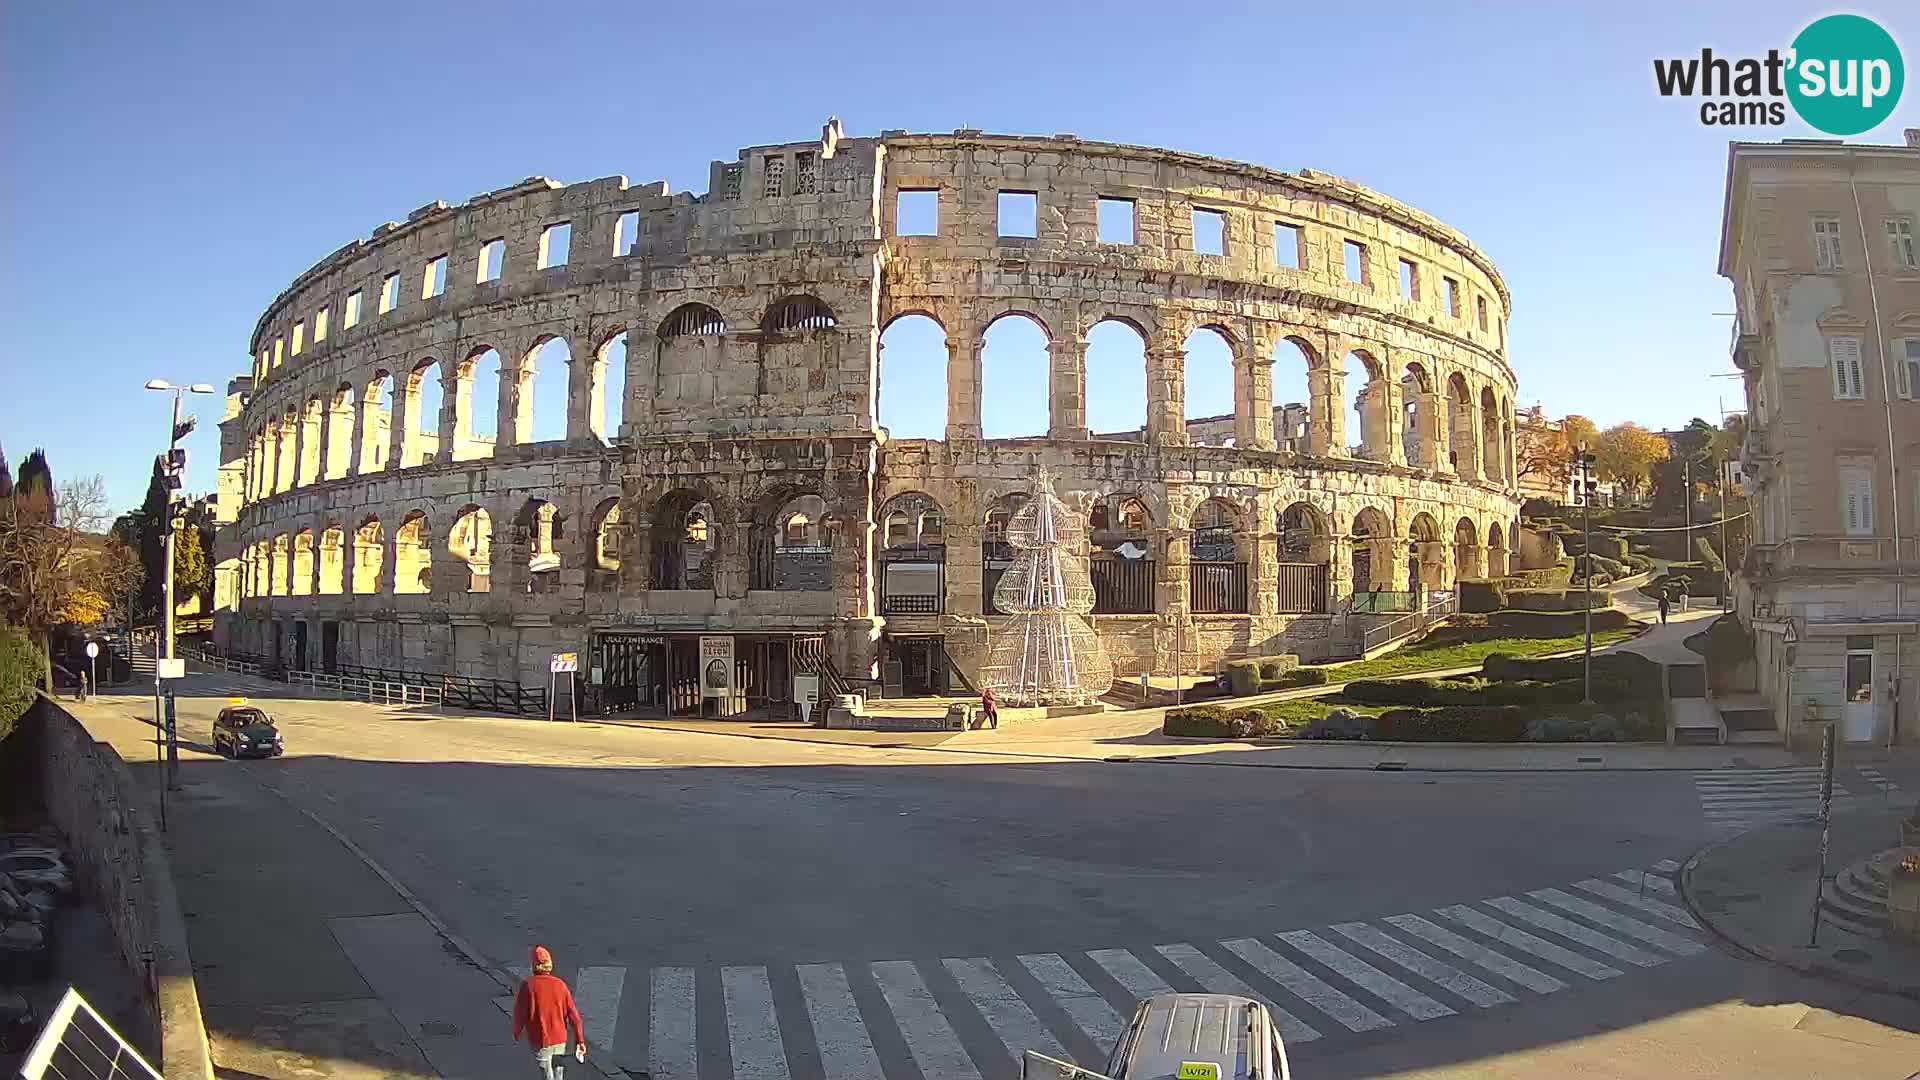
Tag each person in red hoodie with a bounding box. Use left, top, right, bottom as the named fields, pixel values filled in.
left=512, top=945, right=588, bottom=1079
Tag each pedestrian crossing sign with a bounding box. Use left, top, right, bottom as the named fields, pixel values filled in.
left=1178, top=1064, right=1220, bottom=1080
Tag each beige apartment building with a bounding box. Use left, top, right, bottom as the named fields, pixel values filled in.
left=1722, top=130, right=1920, bottom=747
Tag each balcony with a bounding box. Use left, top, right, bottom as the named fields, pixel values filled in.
left=1746, top=535, right=1920, bottom=578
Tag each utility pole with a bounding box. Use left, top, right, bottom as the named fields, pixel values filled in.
left=146, top=379, right=214, bottom=807
left=1576, top=447, right=1598, bottom=704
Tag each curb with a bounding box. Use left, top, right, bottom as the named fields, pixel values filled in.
left=1677, top=820, right=1920, bottom=1002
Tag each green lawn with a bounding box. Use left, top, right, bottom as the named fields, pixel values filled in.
left=1257, top=697, right=1390, bottom=724
left=1307, top=626, right=1640, bottom=684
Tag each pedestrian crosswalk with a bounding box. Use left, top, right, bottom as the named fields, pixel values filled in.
left=501, top=859, right=1705, bottom=1079
left=1692, top=765, right=1864, bottom=830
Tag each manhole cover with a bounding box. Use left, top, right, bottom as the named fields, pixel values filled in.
left=1830, top=948, right=1871, bottom=965
left=419, top=1021, right=461, bottom=1037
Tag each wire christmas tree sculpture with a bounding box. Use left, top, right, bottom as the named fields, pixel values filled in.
left=980, top=472, right=1113, bottom=707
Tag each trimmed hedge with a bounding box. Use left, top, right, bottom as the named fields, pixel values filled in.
left=1458, top=578, right=1508, bottom=613
left=1164, top=705, right=1286, bottom=739
left=1508, top=562, right=1574, bottom=590
left=1376, top=707, right=1530, bottom=742
left=1224, top=653, right=1303, bottom=696
left=1446, top=608, right=1636, bottom=638
left=1274, top=667, right=1330, bottom=689
left=1593, top=536, right=1630, bottom=561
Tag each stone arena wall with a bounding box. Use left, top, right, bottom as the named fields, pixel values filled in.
left=212, top=120, right=1523, bottom=693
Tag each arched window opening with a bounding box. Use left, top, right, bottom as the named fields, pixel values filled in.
left=1090, top=494, right=1154, bottom=613
left=512, top=499, right=564, bottom=593
left=1188, top=498, right=1247, bottom=613
left=752, top=493, right=832, bottom=591
left=1481, top=386, right=1503, bottom=482
left=1273, top=338, right=1316, bottom=454
left=290, top=530, right=314, bottom=596
left=583, top=499, right=621, bottom=577
left=1276, top=501, right=1330, bottom=613
left=982, top=493, right=1028, bottom=613
left=1349, top=507, right=1394, bottom=600
left=298, top=398, right=323, bottom=486
left=525, top=337, right=572, bottom=443
left=1453, top=517, right=1484, bottom=581
left=1401, top=362, right=1434, bottom=467
left=325, top=385, right=355, bottom=480
left=361, top=373, right=393, bottom=473
left=598, top=332, right=627, bottom=439
left=352, top=517, right=384, bottom=594
left=878, top=492, right=946, bottom=616
left=878, top=314, right=948, bottom=439
left=449, top=506, right=492, bottom=593
left=651, top=492, right=715, bottom=591
left=276, top=410, right=298, bottom=491
left=1487, top=521, right=1510, bottom=577
left=1407, top=512, right=1444, bottom=591
left=981, top=314, right=1049, bottom=438
left=464, top=347, right=503, bottom=453
left=1183, top=327, right=1235, bottom=445
left=1086, top=320, right=1147, bottom=438
left=405, top=361, right=443, bottom=468
left=394, top=512, right=432, bottom=595
left=660, top=303, right=726, bottom=339
left=1448, top=374, right=1478, bottom=475
left=270, top=534, right=290, bottom=597
left=1345, top=351, right=1384, bottom=461
left=764, top=295, right=837, bottom=333
left=318, top=525, right=345, bottom=594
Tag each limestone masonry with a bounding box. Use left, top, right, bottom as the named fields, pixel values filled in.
left=211, top=120, right=1524, bottom=715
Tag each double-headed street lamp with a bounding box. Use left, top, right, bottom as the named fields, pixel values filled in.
left=145, top=379, right=214, bottom=810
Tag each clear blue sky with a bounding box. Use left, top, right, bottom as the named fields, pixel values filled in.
left=4, top=2, right=1913, bottom=512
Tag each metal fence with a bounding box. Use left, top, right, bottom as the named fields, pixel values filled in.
left=1091, top=558, right=1155, bottom=614
left=1358, top=589, right=1458, bottom=654
left=1188, top=560, right=1249, bottom=614
left=1274, top=562, right=1329, bottom=614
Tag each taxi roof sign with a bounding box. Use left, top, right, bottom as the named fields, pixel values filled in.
left=1178, top=1064, right=1220, bottom=1080
left=228, top=697, right=249, bottom=706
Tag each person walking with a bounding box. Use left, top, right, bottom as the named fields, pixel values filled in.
left=512, top=945, right=588, bottom=1079
left=1657, top=590, right=1670, bottom=626
left=978, top=686, right=999, bottom=729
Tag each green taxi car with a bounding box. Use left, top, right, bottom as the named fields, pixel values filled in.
left=212, top=704, right=284, bottom=759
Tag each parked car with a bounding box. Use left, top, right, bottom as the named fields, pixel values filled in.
left=0, top=920, right=49, bottom=983
left=0, top=853, right=72, bottom=900
left=0, top=830, right=62, bottom=853
left=0, top=878, right=51, bottom=928
left=212, top=706, right=284, bottom=759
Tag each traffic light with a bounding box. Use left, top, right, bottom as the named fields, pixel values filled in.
left=163, top=448, right=187, bottom=491
left=173, top=415, right=197, bottom=443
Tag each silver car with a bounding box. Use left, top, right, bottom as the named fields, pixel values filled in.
left=1023, top=993, right=1293, bottom=1080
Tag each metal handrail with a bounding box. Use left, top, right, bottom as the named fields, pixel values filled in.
left=1359, top=590, right=1457, bottom=653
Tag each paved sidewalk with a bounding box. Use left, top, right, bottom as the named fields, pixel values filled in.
left=63, top=697, right=556, bottom=1079
left=1681, top=807, right=1920, bottom=999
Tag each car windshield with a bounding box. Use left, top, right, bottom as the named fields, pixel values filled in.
left=228, top=711, right=273, bottom=728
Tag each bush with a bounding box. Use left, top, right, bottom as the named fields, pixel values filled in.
left=1375, top=706, right=1530, bottom=742
left=1342, top=676, right=1582, bottom=708
left=0, top=624, right=41, bottom=743
left=1521, top=497, right=1559, bottom=518
left=1164, top=705, right=1283, bottom=739
left=1508, top=562, right=1574, bottom=590
left=1593, top=536, right=1629, bottom=561
left=1223, top=660, right=1262, bottom=697
left=1272, top=667, right=1330, bottom=689
left=1258, top=655, right=1300, bottom=680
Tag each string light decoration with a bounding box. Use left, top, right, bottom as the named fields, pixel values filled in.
left=979, top=472, right=1114, bottom=706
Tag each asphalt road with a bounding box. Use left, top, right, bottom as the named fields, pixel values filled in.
left=78, top=676, right=1920, bottom=1078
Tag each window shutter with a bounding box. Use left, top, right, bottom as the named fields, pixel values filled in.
left=1841, top=467, right=1874, bottom=536
left=1830, top=337, right=1863, bottom=398
left=1904, top=338, right=1920, bottom=400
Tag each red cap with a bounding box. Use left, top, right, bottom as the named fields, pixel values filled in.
left=530, top=945, right=552, bottom=968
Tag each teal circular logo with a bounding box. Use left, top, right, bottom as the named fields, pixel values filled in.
left=1787, top=15, right=1904, bottom=136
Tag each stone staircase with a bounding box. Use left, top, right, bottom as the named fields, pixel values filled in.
left=1819, top=849, right=1895, bottom=937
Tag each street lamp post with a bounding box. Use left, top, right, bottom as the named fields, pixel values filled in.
left=1575, top=447, right=1599, bottom=705
left=145, top=379, right=214, bottom=809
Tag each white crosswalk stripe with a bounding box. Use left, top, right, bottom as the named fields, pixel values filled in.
left=1019, top=953, right=1126, bottom=1051
left=1327, top=922, right=1515, bottom=1007
left=1855, top=765, right=1904, bottom=796
left=798, top=963, right=884, bottom=1080
left=1274, top=930, right=1454, bottom=1021
left=520, top=860, right=1713, bottom=1076
left=1693, top=768, right=1857, bottom=829
left=1381, top=914, right=1567, bottom=995
left=1570, top=878, right=1699, bottom=929
left=871, top=960, right=981, bottom=1080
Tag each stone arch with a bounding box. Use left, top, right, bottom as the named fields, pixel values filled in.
left=352, top=515, right=384, bottom=594
left=656, top=303, right=728, bottom=413
left=1349, top=505, right=1394, bottom=593
left=394, top=511, right=432, bottom=595
left=650, top=488, right=716, bottom=591
left=982, top=492, right=1030, bottom=614
left=751, top=489, right=833, bottom=591
left=590, top=497, right=623, bottom=572
left=1086, top=318, right=1148, bottom=437
left=402, top=359, right=443, bottom=468
left=512, top=498, right=564, bottom=589
left=981, top=312, right=1050, bottom=438
left=1188, top=496, right=1248, bottom=613
left=448, top=505, right=492, bottom=592
left=762, top=294, right=838, bottom=334
left=878, top=313, right=948, bottom=439
left=318, top=524, right=345, bottom=594
left=298, top=398, right=322, bottom=486
left=1346, top=348, right=1391, bottom=462
left=1480, top=384, right=1504, bottom=482
left=1278, top=501, right=1331, bottom=563
left=876, top=491, right=945, bottom=616
left=1087, top=493, right=1155, bottom=614
left=290, top=529, right=314, bottom=595
left=1447, top=372, right=1478, bottom=476
left=1183, top=326, right=1236, bottom=443
left=595, top=329, right=628, bottom=439
left=1407, top=511, right=1445, bottom=590
left=270, top=533, right=290, bottom=596
left=1400, top=360, right=1438, bottom=468
left=1272, top=336, right=1319, bottom=453
left=361, top=371, right=393, bottom=473
left=1453, top=516, right=1483, bottom=581
left=324, top=385, right=354, bottom=480
left=1487, top=519, right=1510, bottom=577
left=459, top=345, right=503, bottom=454
left=522, top=335, right=573, bottom=444
left=276, top=408, right=298, bottom=490
left=879, top=491, right=946, bottom=550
